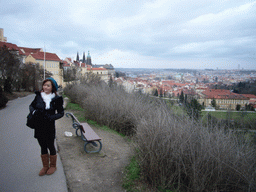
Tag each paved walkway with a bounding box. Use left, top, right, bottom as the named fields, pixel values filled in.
left=0, top=94, right=68, bottom=192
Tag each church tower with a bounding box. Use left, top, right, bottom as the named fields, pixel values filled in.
left=86, top=51, right=91, bottom=65
left=76, top=51, right=79, bottom=61
left=82, top=52, right=86, bottom=63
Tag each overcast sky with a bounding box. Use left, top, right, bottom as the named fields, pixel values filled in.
left=1, top=0, right=256, bottom=69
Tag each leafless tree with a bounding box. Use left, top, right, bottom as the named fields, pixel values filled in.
left=0, top=45, right=21, bottom=92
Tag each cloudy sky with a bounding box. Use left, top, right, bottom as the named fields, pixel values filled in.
left=1, top=0, right=256, bottom=69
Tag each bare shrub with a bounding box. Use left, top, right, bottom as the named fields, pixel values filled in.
left=64, top=82, right=256, bottom=191
left=135, top=102, right=256, bottom=191
left=64, top=83, right=87, bottom=105
left=80, top=83, right=155, bottom=136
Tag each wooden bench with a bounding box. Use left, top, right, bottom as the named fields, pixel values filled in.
left=66, top=112, right=102, bottom=153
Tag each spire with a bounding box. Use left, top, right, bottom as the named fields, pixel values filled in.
left=86, top=50, right=91, bottom=65
left=76, top=51, right=79, bottom=61
left=82, top=52, right=85, bottom=63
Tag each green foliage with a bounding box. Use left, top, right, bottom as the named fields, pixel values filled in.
left=122, top=156, right=141, bottom=191
left=201, top=111, right=256, bottom=121
left=201, top=111, right=256, bottom=129
left=159, top=88, right=163, bottom=98
left=65, top=102, right=84, bottom=111
left=179, top=91, right=184, bottom=103
left=185, top=98, right=203, bottom=120
left=153, top=89, right=158, bottom=97
left=245, top=103, right=254, bottom=111
left=236, top=104, right=241, bottom=111
left=211, top=98, right=216, bottom=108
left=220, top=80, right=256, bottom=95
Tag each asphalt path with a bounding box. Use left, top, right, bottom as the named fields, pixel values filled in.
left=0, top=94, right=68, bottom=192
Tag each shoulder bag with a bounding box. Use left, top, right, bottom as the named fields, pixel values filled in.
left=26, top=112, right=36, bottom=129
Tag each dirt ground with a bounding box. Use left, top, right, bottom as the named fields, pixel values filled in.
left=55, top=110, right=134, bottom=192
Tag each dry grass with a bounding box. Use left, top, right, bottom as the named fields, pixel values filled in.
left=64, top=82, right=256, bottom=192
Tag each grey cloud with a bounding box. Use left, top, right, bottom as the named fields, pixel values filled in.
left=1, top=0, right=255, bottom=69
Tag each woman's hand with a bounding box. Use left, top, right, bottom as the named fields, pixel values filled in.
left=33, top=109, right=44, bottom=116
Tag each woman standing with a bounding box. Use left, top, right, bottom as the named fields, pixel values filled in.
left=29, top=78, right=64, bottom=176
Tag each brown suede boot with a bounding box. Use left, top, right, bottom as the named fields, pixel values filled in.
left=39, top=154, right=49, bottom=176
left=46, top=155, right=57, bottom=175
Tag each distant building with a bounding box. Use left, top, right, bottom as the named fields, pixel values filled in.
left=75, top=50, right=115, bottom=81
left=86, top=51, right=91, bottom=65
left=0, top=41, right=63, bottom=86
left=241, top=94, right=256, bottom=105
left=0, top=28, right=7, bottom=42
left=87, top=65, right=108, bottom=82
left=25, top=51, right=63, bottom=86
left=92, top=64, right=115, bottom=77
left=198, top=89, right=249, bottom=110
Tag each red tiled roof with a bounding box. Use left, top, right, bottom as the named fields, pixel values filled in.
left=19, top=47, right=42, bottom=55
left=0, top=43, right=61, bottom=62
left=202, top=89, right=247, bottom=100
left=62, top=60, right=70, bottom=67
left=30, top=52, right=61, bottom=61
left=241, top=94, right=256, bottom=99
left=162, top=80, right=186, bottom=87
left=0, top=42, right=22, bottom=54
left=183, top=89, right=196, bottom=96
left=87, top=67, right=107, bottom=70
left=63, top=63, right=70, bottom=67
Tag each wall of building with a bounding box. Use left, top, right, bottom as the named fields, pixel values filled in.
left=25, top=56, right=63, bottom=87
left=199, top=98, right=249, bottom=110
left=88, top=69, right=109, bottom=82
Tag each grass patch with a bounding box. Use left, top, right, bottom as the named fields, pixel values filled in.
left=65, top=102, right=86, bottom=122
left=201, top=111, right=256, bottom=121
left=170, top=105, right=186, bottom=116
left=65, top=102, right=84, bottom=111
left=122, top=156, right=141, bottom=192
left=87, top=119, right=126, bottom=137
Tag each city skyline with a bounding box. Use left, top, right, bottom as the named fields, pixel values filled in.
left=1, top=0, right=256, bottom=69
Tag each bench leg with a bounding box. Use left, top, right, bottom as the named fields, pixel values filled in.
left=84, top=140, right=102, bottom=153
left=76, top=128, right=82, bottom=137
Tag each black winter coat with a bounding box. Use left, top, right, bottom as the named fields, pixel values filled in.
left=29, top=91, right=64, bottom=139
